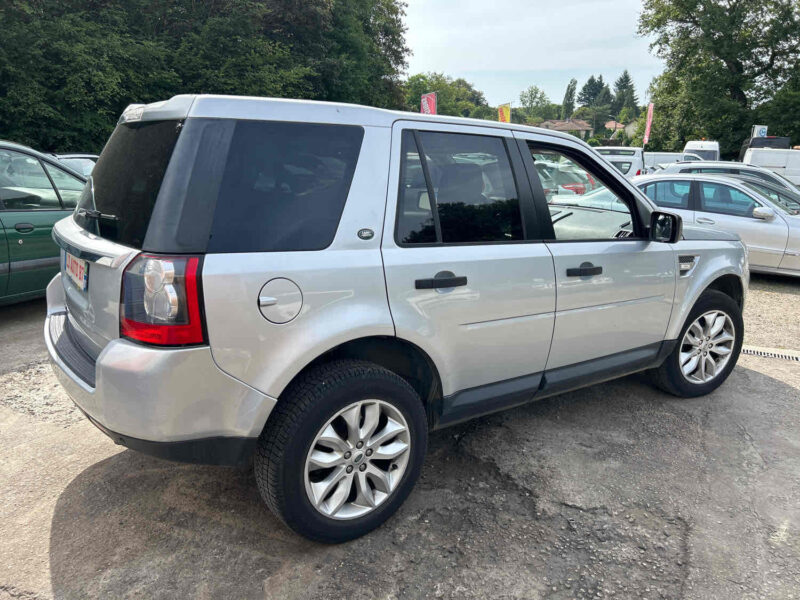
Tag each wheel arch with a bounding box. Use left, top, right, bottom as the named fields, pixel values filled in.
left=266, top=335, right=444, bottom=429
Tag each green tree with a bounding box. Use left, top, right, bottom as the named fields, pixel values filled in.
left=0, top=0, right=410, bottom=151
left=561, top=78, right=577, bottom=119
left=639, top=0, right=800, bottom=155
left=519, top=85, right=549, bottom=115
left=611, top=70, right=638, bottom=117
left=403, top=72, right=488, bottom=117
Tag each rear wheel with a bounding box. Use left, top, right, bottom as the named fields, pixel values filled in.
left=254, top=360, right=427, bottom=543
left=651, top=289, right=743, bottom=397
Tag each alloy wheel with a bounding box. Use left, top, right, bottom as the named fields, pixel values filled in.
left=304, top=400, right=411, bottom=520
left=679, top=310, right=736, bottom=384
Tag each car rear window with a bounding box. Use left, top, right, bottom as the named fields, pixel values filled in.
left=76, top=118, right=364, bottom=253
left=611, top=161, right=632, bottom=174
left=597, top=149, right=636, bottom=156
left=75, top=120, right=182, bottom=248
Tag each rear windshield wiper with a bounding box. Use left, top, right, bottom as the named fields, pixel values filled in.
left=77, top=208, right=119, bottom=222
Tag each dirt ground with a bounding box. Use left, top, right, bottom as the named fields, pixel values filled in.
left=0, top=275, right=798, bottom=600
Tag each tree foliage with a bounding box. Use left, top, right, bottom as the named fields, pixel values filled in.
left=403, top=72, right=488, bottom=118
left=639, top=0, right=800, bottom=155
left=611, top=70, right=638, bottom=117
left=561, top=78, right=577, bottom=119
left=0, top=0, right=409, bottom=151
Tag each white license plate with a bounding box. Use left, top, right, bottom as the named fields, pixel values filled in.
left=64, top=252, right=89, bottom=292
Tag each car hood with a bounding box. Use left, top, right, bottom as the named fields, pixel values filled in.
left=681, top=224, right=741, bottom=241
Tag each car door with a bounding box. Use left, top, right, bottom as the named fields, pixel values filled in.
left=0, top=213, right=8, bottom=298
left=639, top=179, right=694, bottom=224
left=515, top=132, right=676, bottom=371
left=381, top=122, right=556, bottom=423
left=0, top=149, right=73, bottom=297
left=694, top=180, right=788, bottom=269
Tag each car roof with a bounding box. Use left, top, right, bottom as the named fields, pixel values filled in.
left=56, top=153, right=99, bottom=159
left=0, top=139, right=88, bottom=180
left=661, top=160, right=771, bottom=171
left=633, top=172, right=750, bottom=187
left=123, top=94, right=586, bottom=145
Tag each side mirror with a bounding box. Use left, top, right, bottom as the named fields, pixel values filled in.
left=650, top=211, right=682, bottom=243
left=752, top=206, right=775, bottom=220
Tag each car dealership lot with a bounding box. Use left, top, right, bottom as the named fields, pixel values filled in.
left=1, top=276, right=798, bottom=600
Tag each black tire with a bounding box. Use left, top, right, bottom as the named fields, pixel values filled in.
left=651, top=289, right=743, bottom=397
left=254, top=359, right=427, bottom=543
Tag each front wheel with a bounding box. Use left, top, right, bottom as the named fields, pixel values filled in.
left=254, top=360, right=427, bottom=543
left=651, top=289, right=743, bottom=397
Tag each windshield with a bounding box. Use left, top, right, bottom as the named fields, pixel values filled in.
left=742, top=182, right=800, bottom=215
left=691, top=149, right=718, bottom=160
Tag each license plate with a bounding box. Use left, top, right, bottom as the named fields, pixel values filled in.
left=64, top=252, right=89, bottom=292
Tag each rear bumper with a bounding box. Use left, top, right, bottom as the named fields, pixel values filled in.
left=45, top=274, right=276, bottom=466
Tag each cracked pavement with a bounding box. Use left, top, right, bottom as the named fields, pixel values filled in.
left=1, top=276, right=799, bottom=599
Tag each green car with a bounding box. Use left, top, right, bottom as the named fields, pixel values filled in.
left=0, top=141, right=87, bottom=305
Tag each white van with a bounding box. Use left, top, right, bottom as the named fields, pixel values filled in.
left=743, top=148, right=800, bottom=185
left=644, top=151, right=703, bottom=173
left=594, top=146, right=644, bottom=179
left=683, top=140, right=720, bottom=161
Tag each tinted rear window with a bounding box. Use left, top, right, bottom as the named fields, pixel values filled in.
left=75, top=121, right=181, bottom=248
left=205, top=120, right=363, bottom=253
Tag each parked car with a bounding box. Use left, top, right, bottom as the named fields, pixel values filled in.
left=635, top=172, right=800, bottom=276
left=659, top=160, right=800, bottom=195
left=0, top=140, right=87, bottom=305
left=683, top=140, right=720, bottom=161
left=53, top=153, right=99, bottom=177
left=46, top=95, right=748, bottom=542
left=743, top=148, right=800, bottom=185
left=738, top=136, right=791, bottom=162
left=726, top=174, right=800, bottom=214
left=644, top=151, right=703, bottom=173
left=594, top=146, right=645, bottom=178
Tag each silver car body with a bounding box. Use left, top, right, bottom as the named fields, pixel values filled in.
left=635, top=172, right=800, bottom=277
left=659, top=160, right=800, bottom=195
left=45, top=95, right=749, bottom=462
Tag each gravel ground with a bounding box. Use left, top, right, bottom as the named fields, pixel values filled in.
left=744, top=274, right=800, bottom=350
left=0, top=279, right=798, bottom=600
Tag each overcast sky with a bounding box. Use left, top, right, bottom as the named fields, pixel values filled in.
left=404, top=0, right=664, bottom=107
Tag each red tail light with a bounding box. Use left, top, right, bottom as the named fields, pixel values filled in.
left=561, top=183, right=587, bottom=195
left=120, top=254, right=206, bottom=346
left=635, top=169, right=642, bottom=176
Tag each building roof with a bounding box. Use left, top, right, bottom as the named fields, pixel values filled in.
left=605, top=120, right=626, bottom=131
left=538, top=118, right=593, bottom=132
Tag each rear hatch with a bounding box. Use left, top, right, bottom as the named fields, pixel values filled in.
left=55, top=99, right=194, bottom=358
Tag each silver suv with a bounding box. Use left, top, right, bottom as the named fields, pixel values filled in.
left=45, top=95, right=749, bottom=542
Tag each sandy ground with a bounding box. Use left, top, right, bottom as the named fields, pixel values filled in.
left=0, top=278, right=798, bottom=600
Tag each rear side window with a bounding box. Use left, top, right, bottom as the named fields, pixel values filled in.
left=206, top=121, right=364, bottom=253
left=396, top=130, right=523, bottom=244
left=641, top=180, right=691, bottom=209
left=75, top=120, right=182, bottom=247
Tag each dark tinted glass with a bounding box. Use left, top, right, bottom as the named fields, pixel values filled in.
left=206, top=121, right=363, bottom=253
left=75, top=120, right=182, bottom=248
left=417, top=131, right=522, bottom=243
left=396, top=131, right=436, bottom=244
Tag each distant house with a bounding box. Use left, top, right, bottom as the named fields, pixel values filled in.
left=604, top=120, right=626, bottom=132
left=538, top=118, right=594, bottom=139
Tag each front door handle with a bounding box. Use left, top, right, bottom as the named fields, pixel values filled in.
left=415, top=272, right=468, bottom=289
left=566, top=262, right=603, bottom=277
left=14, top=223, right=34, bottom=233
left=696, top=217, right=715, bottom=225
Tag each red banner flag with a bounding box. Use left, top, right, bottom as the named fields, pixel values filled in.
left=643, top=102, right=654, bottom=145
left=420, top=92, right=437, bottom=115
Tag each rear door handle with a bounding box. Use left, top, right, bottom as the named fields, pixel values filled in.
left=14, top=223, right=34, bottom=233
left=566, top=263, right=603, bottom=277
left=697, top=217, right=715, bottom=225
left=415, top=274, right=468, bottom=289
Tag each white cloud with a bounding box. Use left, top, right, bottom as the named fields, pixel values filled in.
left=404, top=0, right=664, bottom=105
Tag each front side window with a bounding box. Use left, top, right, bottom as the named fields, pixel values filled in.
left=641, top=180, right=691, bottom=209
left=44, top=163, right=85, bottom=208
left=698, top=182, right=759, bottom=217
left=528, top=144, right=635, bottom=240
left=0, top=150, right=61, bottom=210
left=396, top=131, right=523, bottom=244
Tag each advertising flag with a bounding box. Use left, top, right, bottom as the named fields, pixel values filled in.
left=498, top=103, right=511, bottom=123
left=643, top=102, right=654, bottom=145
left=420, top=92, right=437, bottom=115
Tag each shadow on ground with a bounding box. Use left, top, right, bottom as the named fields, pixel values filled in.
left=48, top=363, right=800, bottom=600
